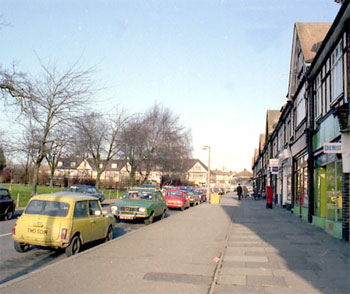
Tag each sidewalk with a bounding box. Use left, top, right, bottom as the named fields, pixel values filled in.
left=215, top=194, right=350, bottom=294
left=1, top=193, right=349, bottom=294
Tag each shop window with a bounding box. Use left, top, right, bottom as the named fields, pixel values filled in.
left=314, top=169, right=320, bottom=217
left=326, top=162, right=336, bottom=221
left=336, top=161, right=343, bottom=222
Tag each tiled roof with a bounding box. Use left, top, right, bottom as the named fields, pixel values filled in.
left=295, top=22, right=332, bottom=64
left=259, top=134, right=266, bottom=152
left=266, top=110, right=281, bottom=136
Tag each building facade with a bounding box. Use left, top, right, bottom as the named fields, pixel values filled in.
left=252, top=2, right=349, bottom=241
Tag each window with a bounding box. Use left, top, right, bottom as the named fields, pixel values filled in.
left=295, top=86, right=306, bottom=126
left=58, top=161, right=63, bottom=167
left=111, top=163, right=117, bottom=169
left=89, top=200, right=101, bottom=216
left=70, top=162, right=76, bottom=168
left=26, top=200, right=70, bottom=217
left=331, top=40, right=343, bottom=102
left=315, top=73, right=322, bottom=118
left=74, top=201, right=88, bottom=217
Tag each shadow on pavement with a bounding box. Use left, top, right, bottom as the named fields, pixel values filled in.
left=219, top=195, right=349, bottom=294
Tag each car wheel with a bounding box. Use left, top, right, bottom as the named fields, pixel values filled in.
left=14, top=242, right=29, bottom=253
left=65, top=235, right=81, bottom=257
left=144, top=212, right=154, bottom=225
left=105, top=226, right=113, bottom=242
left=160, top=210, right=166, bottom=220
left=6, top=209, right=13, bottom=220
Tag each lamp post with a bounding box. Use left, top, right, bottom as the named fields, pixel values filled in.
left=202, top=145, right=211, bottom=203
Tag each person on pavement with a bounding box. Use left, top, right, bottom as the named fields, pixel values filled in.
left=243, top=185, right=248, bottom=199
left=236, top=184, right=242, bottom=200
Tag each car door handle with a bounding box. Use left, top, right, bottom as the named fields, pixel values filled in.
left=90, top=220, right=96, bottom=223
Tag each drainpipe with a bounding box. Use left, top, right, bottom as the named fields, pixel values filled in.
left=306, top=79, right=315, bottom=224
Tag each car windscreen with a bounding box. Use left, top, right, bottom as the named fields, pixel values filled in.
left=166, top=192, right=183, bottom=197
left=25, top=200, right=70, bottom=217
left=124, top=191, right=153, bottom=200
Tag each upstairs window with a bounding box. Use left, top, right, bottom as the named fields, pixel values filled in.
left=70, top=162, right=76, bottom=168
left=315, top=73, right=322, bottom=119
left=331, top=40, right=343, bottom=102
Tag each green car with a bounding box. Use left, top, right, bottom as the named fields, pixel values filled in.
left=110, top=188, right=167, bottom=225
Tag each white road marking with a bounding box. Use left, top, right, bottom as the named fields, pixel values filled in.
left=0, top=233, right=12, bottom=237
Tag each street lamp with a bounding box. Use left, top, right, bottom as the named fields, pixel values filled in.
left=202, top=145, right=211, bottom=203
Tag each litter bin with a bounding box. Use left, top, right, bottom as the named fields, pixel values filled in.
left=210, top=193, right=221, bottom=204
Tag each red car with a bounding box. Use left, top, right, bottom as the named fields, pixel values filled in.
left=164, top=190, right=190, bottom=211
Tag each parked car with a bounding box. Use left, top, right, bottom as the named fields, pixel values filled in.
left=0, top=187, right=15, bottom=220
left=164, top=189, right=190, bottom=211
left=187, top=191, right=200, bottom=206
left=12, top=192, right=114, bottom=257
left=64, top=184, right=105, bottom=203
left=110, top=188, right=167, bottom=224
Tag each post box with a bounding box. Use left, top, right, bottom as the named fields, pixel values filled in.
left=266, top=186, right=273, bottom=209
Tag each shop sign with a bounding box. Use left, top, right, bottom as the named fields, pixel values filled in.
left=323, top=143, right=342, bottom=153
left=269, top=159, right=279, bottom=174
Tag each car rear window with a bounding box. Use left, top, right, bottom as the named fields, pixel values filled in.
left=124, top=191, right=153, bottom=200
left=25, top=200, right=70, bottom=217
left=166, top=192, right=183, bottom=197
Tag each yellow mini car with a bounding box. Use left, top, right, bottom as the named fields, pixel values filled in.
left=12, top=192, right=114, bottom=257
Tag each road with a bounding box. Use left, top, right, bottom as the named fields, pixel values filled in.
left=0, top=203, right=182, bottom=285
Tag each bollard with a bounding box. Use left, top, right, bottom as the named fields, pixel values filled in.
left=109, top=190, right=111, bottom=199
left=16, top=192, right=20, bottom=209
left=117, top=190, right=119, bottom=199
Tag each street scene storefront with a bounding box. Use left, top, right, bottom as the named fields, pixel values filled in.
left=293, top=153, right=309, bottom=220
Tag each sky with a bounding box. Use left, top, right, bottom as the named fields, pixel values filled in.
left=0, top=0, right=341, bottom=172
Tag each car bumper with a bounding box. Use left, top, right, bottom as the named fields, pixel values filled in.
left=13, top=235, right=69, bottom=248
left=115, top=213, right=149, bottom=220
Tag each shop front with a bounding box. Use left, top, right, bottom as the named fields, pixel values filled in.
left=312, top=114, right=343, bottom=239
left=293, top=152, right=309, bottom=220
left=313, top=152, right=343, bottom=239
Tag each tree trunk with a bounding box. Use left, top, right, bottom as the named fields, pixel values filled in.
left=50, top=164, right=55, bottom=187
left=31, top=163, right=40, bottom=196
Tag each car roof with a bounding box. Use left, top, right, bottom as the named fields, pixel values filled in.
left=0, top=186, right=9, bottom=191
left=30, top=192, right=97, bottom=202
left=166, top=189, right=184, bottom=193
left=127, top=187, right=158, bottom=192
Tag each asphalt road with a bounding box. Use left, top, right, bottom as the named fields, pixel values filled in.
left=0, top=203, right=182, bottom=285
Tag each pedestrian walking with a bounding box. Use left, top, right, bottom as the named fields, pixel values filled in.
left=253, top=186, right=258, bottom=200
left=236, top=184, right=242, bottom=200
left=243, top=185, right=248, bottom=199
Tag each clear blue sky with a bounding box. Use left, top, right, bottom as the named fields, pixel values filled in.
left=0, top=0, right=340, bottom=172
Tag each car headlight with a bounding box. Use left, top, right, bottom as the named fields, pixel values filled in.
left=111, top=206, right=118, bottom=214
left=138, top=207, right=146, bottom=213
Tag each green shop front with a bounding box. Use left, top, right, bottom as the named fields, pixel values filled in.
left=312, top=114, right=343, bottom=239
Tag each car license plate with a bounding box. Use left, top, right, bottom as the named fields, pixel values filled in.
left=120, top=215, right=135, bottom=220
left=168, top=200, right=176, bottom=203
left=27, top=227, right=48, bottom=235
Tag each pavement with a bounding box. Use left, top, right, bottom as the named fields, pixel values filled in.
left=1, top=193, right=349, bottom=294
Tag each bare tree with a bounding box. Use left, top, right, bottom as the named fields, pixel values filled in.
left=75, top=110, right=126, bottom=189
left=120, top=104, right=192, bottom=185
left=44, top=127, right=73, bottom=187
left=119, top=115, right=148, bottom=185
left=0, top=60, right=96, bottom=195
left=138, top=104, right=192, bottom=183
